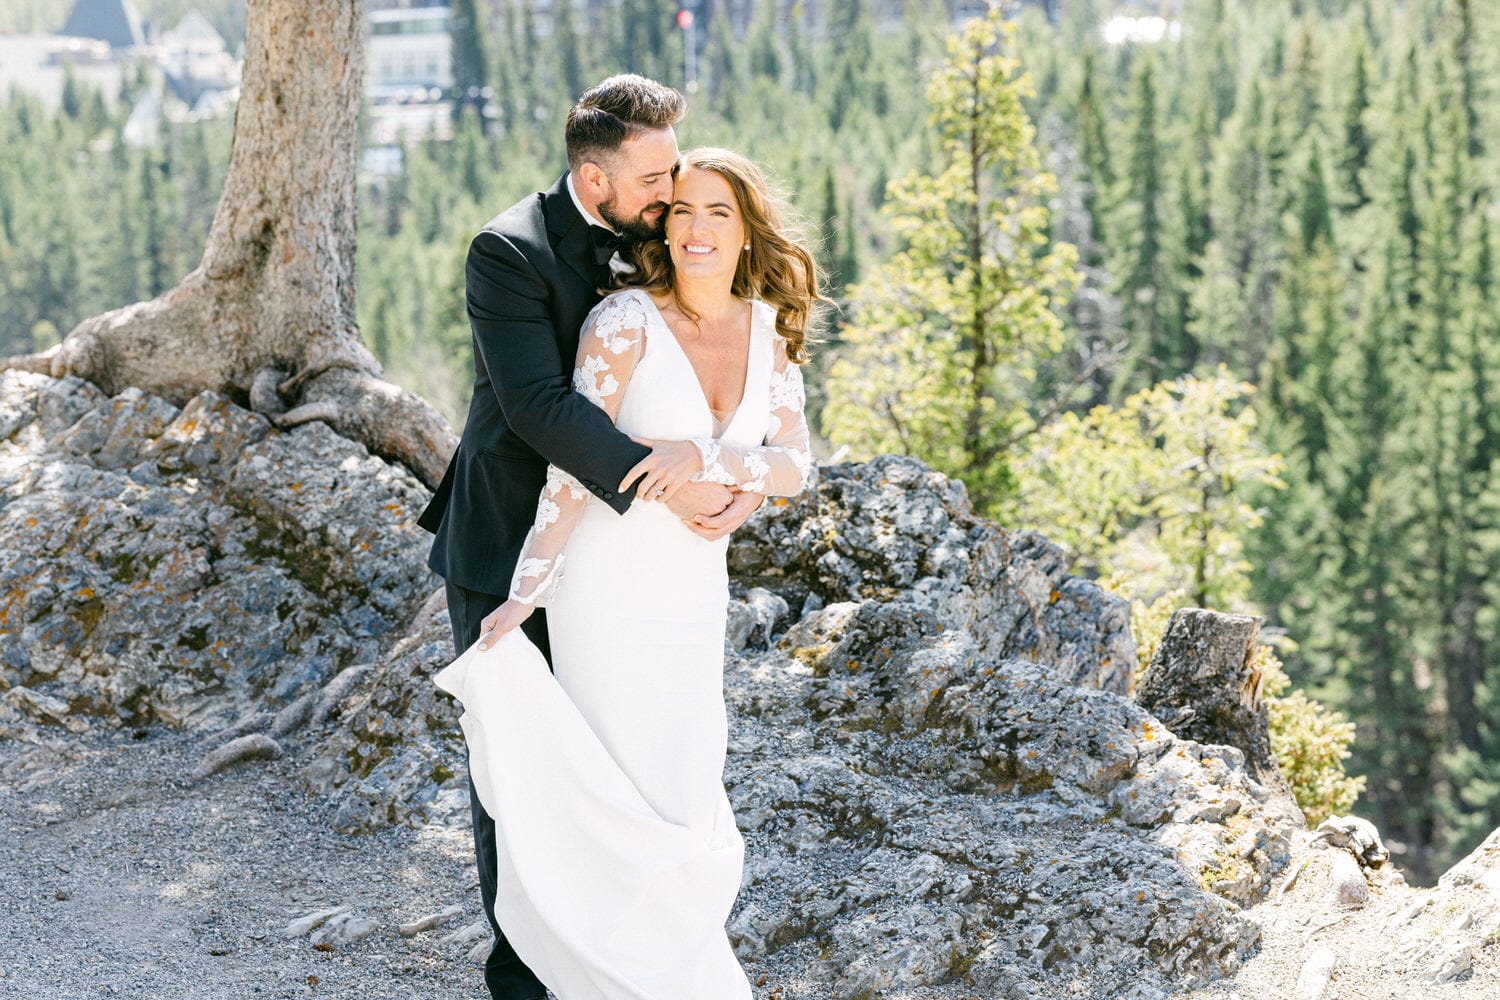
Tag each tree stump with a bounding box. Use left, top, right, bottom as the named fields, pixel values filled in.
left=1135, top=607, right=1292, bottom=800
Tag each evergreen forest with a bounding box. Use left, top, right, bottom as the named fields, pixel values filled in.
left=2, top=0, right=1498, bottom=883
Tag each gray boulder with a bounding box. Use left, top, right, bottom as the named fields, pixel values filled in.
left=0, top=372, right=436, bottom=734
left=729, top=455, right=1138, bottom=693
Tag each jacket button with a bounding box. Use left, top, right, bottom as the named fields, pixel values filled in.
left=603, top=491, right=615, bottom=499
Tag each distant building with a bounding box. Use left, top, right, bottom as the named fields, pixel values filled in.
left=0, top=0, right=144, bottom=114
left=365, top=4, right=454, bottom=145
left=155, top=10, right=241, bottom=112
left=59, top=0, right=145, bottom=50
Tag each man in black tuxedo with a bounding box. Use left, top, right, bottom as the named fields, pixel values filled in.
left=417, top=75, right=761, bottom=1000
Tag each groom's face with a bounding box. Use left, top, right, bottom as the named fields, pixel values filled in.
left=596, top=128, right=680, bottom=240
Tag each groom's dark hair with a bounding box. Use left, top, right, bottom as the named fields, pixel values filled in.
left=566, top=74, right=685, bottom=172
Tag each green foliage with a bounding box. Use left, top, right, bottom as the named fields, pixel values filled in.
left=0, top=85, right=230, bottom=358
left=1259, top=644, right=1366, bottom=827
left=1014, top=369, right=1285, bottom=610
left=821, top=11, right=1079, bottom=514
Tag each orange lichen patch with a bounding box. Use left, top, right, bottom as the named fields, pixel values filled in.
left=77, top=587, right=94, bottom=600
left=289, top=482, right=302, bottom=491
left=173, top=419, right=199, bottom=436
left=1049, top=588, right=1061, bottom=604
left=1141, top=720, right=1156, bottom=741
left=771, top=497, right=789, bottom=508
left=383, top=503, right=402, bottom=512
left=25, top=517, right=37, bottom=528
left=846, top=658, right=858, bottom=673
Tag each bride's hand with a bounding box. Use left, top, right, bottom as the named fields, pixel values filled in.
left=477, top=599, right=535, bottom=651
left=621, top=438, right=704, bottom=503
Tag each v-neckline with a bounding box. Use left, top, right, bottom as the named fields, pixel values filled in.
left=642, top=293, right=754, bottom=430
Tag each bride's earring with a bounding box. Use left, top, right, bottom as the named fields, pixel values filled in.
left=743, top=243, right=750, bottom=253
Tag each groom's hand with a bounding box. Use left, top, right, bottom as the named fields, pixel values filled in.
left=664, top=482, right=733, bottom=521
left=686, top=490, right=763, bottom=541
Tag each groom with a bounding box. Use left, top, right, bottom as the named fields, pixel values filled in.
left=417, top=74, right=761, bottom=1000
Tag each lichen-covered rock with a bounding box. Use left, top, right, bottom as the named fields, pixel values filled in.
left=717, top=599, right=1299, bottom=997
left=730, top=455, right=1137, bottom=693
left=0, top=371, right=435, bottom=732
left=304, top=602, right=470, bottom=834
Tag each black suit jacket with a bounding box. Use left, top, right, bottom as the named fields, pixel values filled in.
left=418, top=173, right=651, bottom=596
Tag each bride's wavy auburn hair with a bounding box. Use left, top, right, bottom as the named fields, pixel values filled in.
left=622, top=148, right=826, bottom=363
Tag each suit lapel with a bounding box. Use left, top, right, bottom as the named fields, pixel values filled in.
left=544, top=173, right=607, bottom=290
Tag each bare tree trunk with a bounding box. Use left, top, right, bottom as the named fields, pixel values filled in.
left=1, top=0, right=454, bottom=488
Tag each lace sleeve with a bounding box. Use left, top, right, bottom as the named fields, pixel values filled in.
left=689, top=335, right=814, bottom=497
left=508, top=293, right=649, bottom=605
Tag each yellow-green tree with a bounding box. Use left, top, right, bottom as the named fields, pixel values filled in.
left=821, top=10, right=1080, bottom=513
left=1012, top=368, right=1285, bottom=611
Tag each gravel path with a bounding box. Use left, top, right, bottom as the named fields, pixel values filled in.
left=2, top=726, right=498, bottom=1000
left=5, top=726, right=1494, bottom=1000
left=0, top=726, right=843, bottom=1000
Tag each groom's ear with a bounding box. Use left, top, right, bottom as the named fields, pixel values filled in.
left=577, top=161, right=608, bottom=194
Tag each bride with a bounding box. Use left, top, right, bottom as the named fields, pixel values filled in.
left=434, top=147, right=824, bottom=998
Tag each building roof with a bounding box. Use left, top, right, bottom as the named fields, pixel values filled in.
left=160, top=10, right=226, bottom=53
left=59, top=0, right=145, bottom=49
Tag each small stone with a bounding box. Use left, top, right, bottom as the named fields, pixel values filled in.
left=309, top=911, right=377, bottom=947
left=1425, top=943, right=1473, bottom=984
left=398, top=903, right=463, bottom=937
left=1295, top=946, right=1337, bottom=999
left=440, top=919, right=491, bottom=946
left=283, top=905, right=349, bottom=939
left=1329, top=851, right=1368, bottom=907
left=4, top=686, right=88, bottom=734
left=54, top=888, right=69, bottom=901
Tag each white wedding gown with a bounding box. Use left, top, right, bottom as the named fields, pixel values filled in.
left=433, top=289, right=813, bottom=999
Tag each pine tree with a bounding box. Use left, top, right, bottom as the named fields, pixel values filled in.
left=1074, top=48, right=1112, bottom=259
left=1110, top=55, right=1168, bottom=390
left=822, top=11, right=1080, bottom=513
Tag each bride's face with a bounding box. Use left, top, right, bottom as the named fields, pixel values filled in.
left=665, top=166, right=747, bottom=285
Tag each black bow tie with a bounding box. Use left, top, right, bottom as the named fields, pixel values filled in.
left=588, top=225, right=622, bottom=266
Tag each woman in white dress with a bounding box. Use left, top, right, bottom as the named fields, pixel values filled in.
left=433, top=148, right=823, bottom=998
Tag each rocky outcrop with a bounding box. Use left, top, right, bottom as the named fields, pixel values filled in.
left=0, top=372, right=1342, bottom=997
left=0, top=371, right=436, bottom=736
left=728, top=457, right=1138, bottom=694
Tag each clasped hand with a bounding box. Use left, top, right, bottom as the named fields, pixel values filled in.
left=477, top=599, right=534, bottom=651
left=621, top=438, right=703, bottom=503
left=620, top=438, right=764, bottom=540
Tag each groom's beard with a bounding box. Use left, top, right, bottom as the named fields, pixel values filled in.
left=598, top=197, right=668, bottom=242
